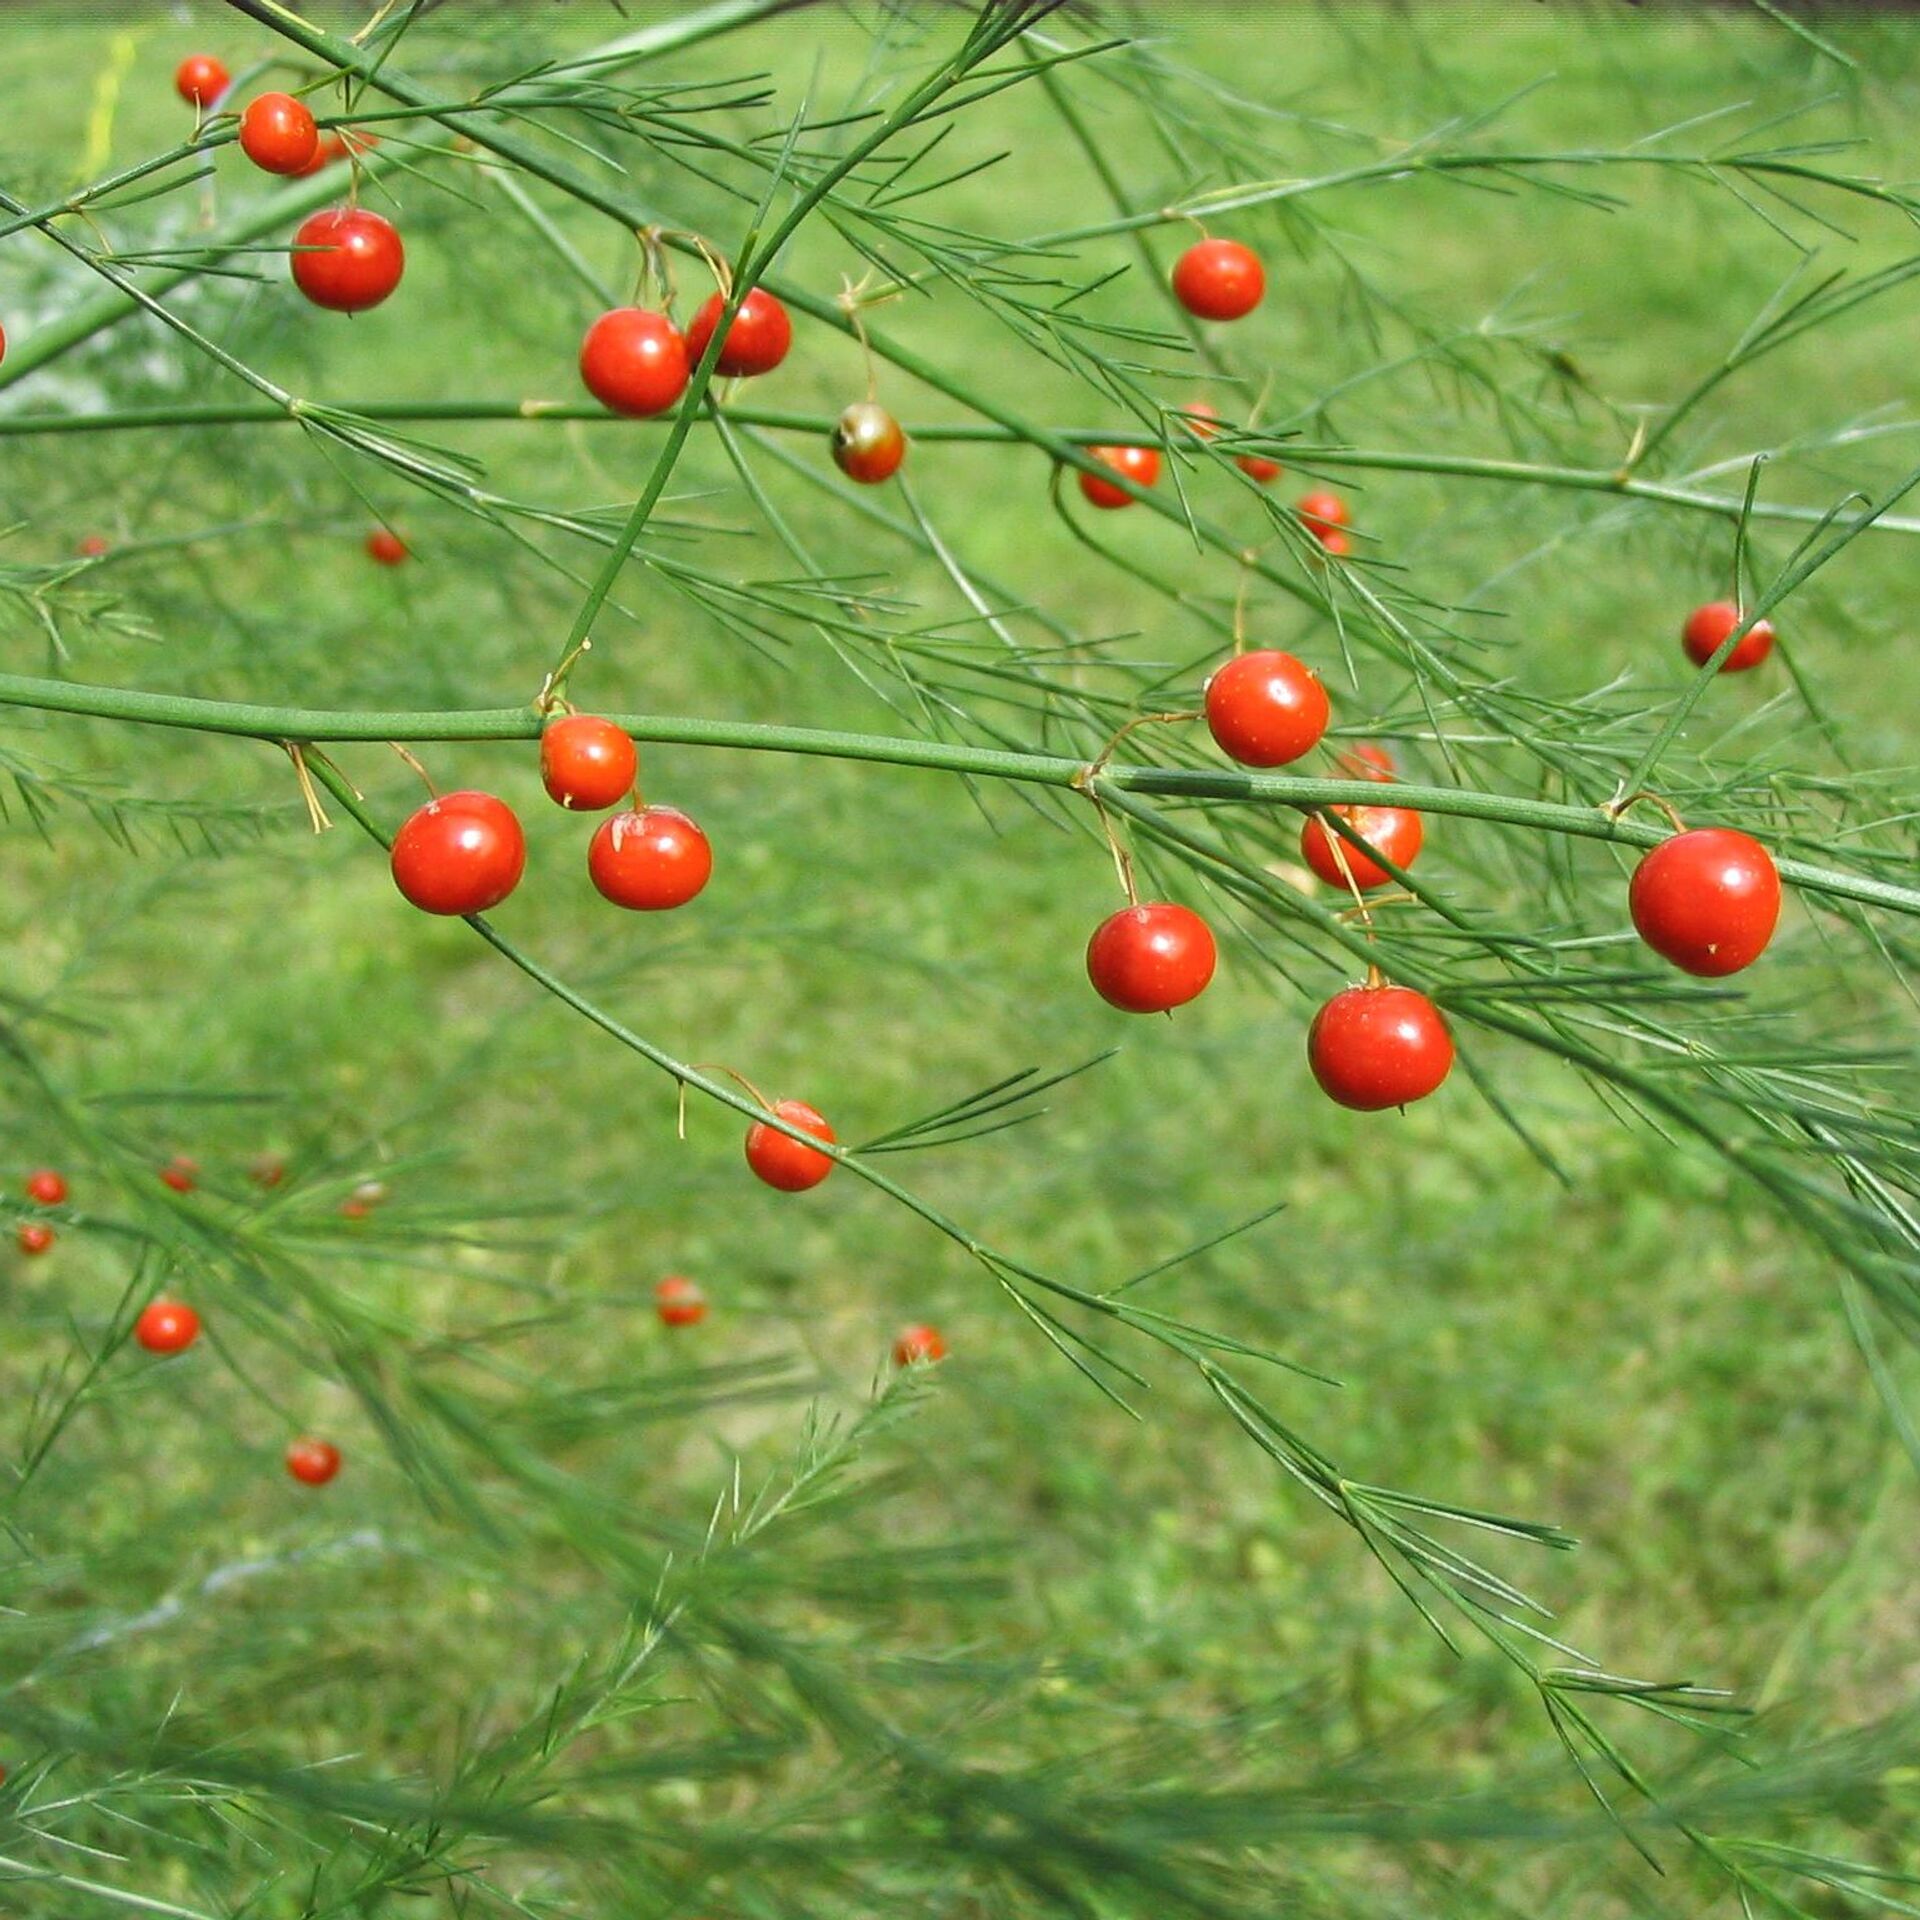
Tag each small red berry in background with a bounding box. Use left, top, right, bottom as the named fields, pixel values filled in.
left=295, top=131, right=348, bottom=176
left=686, top=288, right=792, bottom=378
left=655, top=1274, right=708, bottom=1327
left=831, top=401, right=907, bottom=484
left=1237, top=449, right=1282, bottom=485
left=249, top=1154, right=286, bottom=1188
left=25, top=1169, right=67, bottom=1206
left=1681, top=600, right=1774, bottom=674
left=77, top=534, right=110, bottom=558
left=1309, top=983, right=1454, bottom=1110
left=893, top=1323, right=947, bottom=1367
left=1629, top=827, right=1781, bottom=977
left=1171, top=237, right=1265, bottom=320
left=159, top=1155, right=199, bottom=1194
left=365, top=528, right=408, bottom=567
left=135, top=1299, right=201, bottom=1355
left=1086, top=902, right=1217, bottom=1013
left=1334, top=741, right=1398, bottom=782
left=1316, top=528, right=1352, bottom=560
left=1079, top=443, right=1160, bottom=509
left=1297, top=491, right=1348, bottom=540
left=588, top=805, right=712, bottom=911
left=17, top=1224, right=54, bottom=1256
left=238, top=92, right=319, bottom=174
left=391, top=791, right=526, bottom=916
left=745, top=1100, right=836, bottom=1192
left=173, top=54, right=230, bottom=107
left=1204, top=650, right=1330, bottom=768
left=0, top=321, right=8, bottom=369
left=1300, top=804, right=1423, bottom=892
left=286, top=1437, right=342, bottom=1486
left=290, top=207, right=404, bottom=312
left=541, top=715, right=638, bottom=812
left=1180, top=403, right=1282, bottom=483
left=579, top=307, right=690, bottom=418
left=338, top=1180, right=387, bottom=1221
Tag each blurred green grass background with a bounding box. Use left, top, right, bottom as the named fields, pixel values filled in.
left=5, top=4, right=1920, bottom=1910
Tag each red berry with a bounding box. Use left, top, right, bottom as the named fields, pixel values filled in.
left=1681, top=600, right=1774, bottom=674
left=290, top=208, right=404, bottom=313
left=1079, top=444, right=1160, bottom=510
left=1086, top=903, right=1217, bottom=1013
left=1629, top=827, right=1781, bottom=977
left=832, top=401, right=907, bottom=484
left=1171, top=238, right=1265, bottom=321
left=686, top=288, right=792, bottom=378
left=1204, top=650, right=1330, bottom=768
left=1180, top=402, right=1281, bottom=482
left=587, top=805, right=712, bottom=911
left=1334, top=741, right=1397, bottom=782
left=135, top=1299, right=201, bottom=1355
left=17, top=1224, right=53, bottom=1256
left=1309, top=983, right=1454, bottom=1111
left=159, top=1155, right=199, bottom=1194
left=174, top=54, right=230, bottom=107
left=1300, top=804, right=1422, bottom=892
left=25, top=1169, right=67, bottom=1206
left=286, top=1437, right=341, bottom=1486
left=892, top=1323, right=947, bottom=1367
left=0, top=321, right=7, bottom=369
left=745, top=1099, right=836, bottom=1192
left=579, top=307, right=690, bottom=418
left=77, top=534, right=110, bottom=558
left=249, top=1154, right=286, bottom=1188
left=365, top=528, right=408, bottom=567
left=1298, top=491, right=1348, bottom=538
left=1316, top=528, right=1352, bottom=559
left=655, top=1274, right=707, bottom=1327
left=238, top=92, right=319, bottom=174
left=541, top=715, right=638, bottom=812
left=390, top=790, right=527, bottom=916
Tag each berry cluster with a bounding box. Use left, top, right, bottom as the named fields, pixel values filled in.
left=75, top=72, right=1783, bottom=1190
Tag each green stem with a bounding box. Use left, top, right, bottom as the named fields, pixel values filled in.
left=6, top=399, right=1913, bottom=536
left=1, top=671, right=1913, bottom=920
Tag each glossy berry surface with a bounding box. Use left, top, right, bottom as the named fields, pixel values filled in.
left=1079, top=443, right=1161, bottom=510
left=1300, top=804, right=1423, bottom=892
left=1204, top=650, right=1330, bottom=768
left=174, top=54, right=229, bottom=106
left=1309, top=984, right=1454, bottom=1110
left=25, top=1169, right=67, bottom=1206
left=655, top=1275, right=708, bottom=1327
left=135, top=1300, right=201, bottom=1355
left=745, top=1100, right=836, bottom=1192
left=831, top=401, right=907, bottom=484
left=541, top=715, right=637, bottom=811
left=588, top=806, right=712, bottom=911
left=1171, top=238, right=1266, bottom=320
left=295, top=131, right=349, bottom=176
left=291, top=208, right=405, bottom=312
left=579, top=307, right=689, bottom=417
left=1086, top=903, right=1217, bottom=1013
left=238, top=92, right=319, bottom=174
left=391, top=790, right=526, bottom=916
left=17, top=1224, right=54, bottom=1256
left=686, top=288, right=792, bottom=378
left=1629, top=827, right=1781, bottom=977
left=365, top=528, right=407, bottom=566
left=1681, top=600, right=1774, bottom=674
left=893, top=1323, right=947, bottom=1366
left=286, top=1438, right=342, bottom=1486
left=159, top=1156, right=198, bottom=1194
